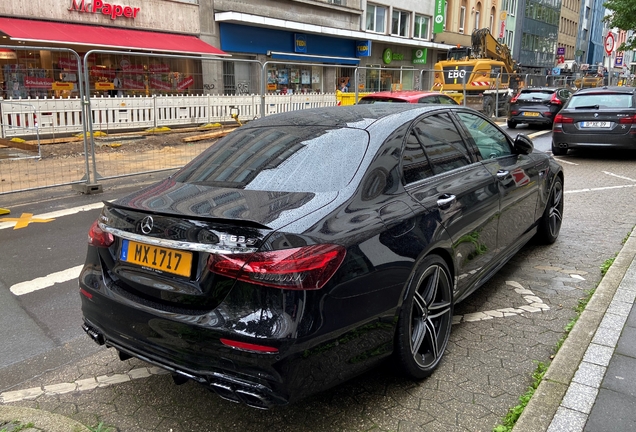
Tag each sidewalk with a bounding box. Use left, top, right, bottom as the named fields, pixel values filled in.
left=514, top=229, right=636, bottom=432
left=1, top=232, right=635, bottom=431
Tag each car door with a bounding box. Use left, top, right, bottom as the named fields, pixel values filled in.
left=402, top=112, right=500, bottom=298
left=453, top=110, right=541, bottom=255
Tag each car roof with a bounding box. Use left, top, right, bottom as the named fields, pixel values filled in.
left=574, top=86, right=636, bottom=95
left=360, top=90, right=452, bottom=102
left=242, top=104, right=456, bottom=130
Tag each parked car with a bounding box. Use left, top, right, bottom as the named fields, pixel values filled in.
left=507, top=87, right=573, bottom=129
left=79, top=104, right=564, bottom=408
left=358, top=90, right=459, bottom=105
left=552, top=86, right=636, bottom=156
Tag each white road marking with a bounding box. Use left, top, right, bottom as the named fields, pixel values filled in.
left=603, top=171, right=636, bottom=182
left=10, top=265, right=84, bottom=296
left=0, top=202, right=105, bottom=230
left=528, top=130, right=552, bottom=139
left=553, top=158, right=579, bottom=165
left=565, top=184, right=635, bottom=194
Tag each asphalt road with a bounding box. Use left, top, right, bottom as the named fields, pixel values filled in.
left=1, top=127, right=635, bottom=431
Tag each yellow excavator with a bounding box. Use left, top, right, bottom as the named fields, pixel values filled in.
left=432, top=28, right=522, bottom=117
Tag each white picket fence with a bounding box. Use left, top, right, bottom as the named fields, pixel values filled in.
left=0, top=93, right=338, bottom=138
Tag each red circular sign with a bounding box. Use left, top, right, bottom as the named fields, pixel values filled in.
left=605, top=33, right=615, bottom=55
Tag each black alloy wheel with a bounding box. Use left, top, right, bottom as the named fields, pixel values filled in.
left=395, top=255, right=453, bottom=379
left=537, top=177, right=564, bottom=244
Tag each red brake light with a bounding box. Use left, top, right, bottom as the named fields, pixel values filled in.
left=208, top=244, right=346, bottom=290
left=554, top=114, right=574, bottom=124
left=619, top=115, right=636, bottom=124
left=510, top=93, right=520, bottom=103
left=549, top=93, right=562, bottom=105
left=88, top=220, right=114, bottom=247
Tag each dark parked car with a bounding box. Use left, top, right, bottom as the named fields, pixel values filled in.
left=358, top=90, right=459, bottom=105
left=552, top=86, right=636, bottom=155
left=507, top=87, right=572, bottom=129
left=79, top=105, right=564, bottom=408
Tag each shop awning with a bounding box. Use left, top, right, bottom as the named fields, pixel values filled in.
left=0, top=17, right=229, bottom=56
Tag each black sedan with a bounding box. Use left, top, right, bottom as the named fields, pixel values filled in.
left=507, top=87, right=572, bottom=129
left=552, top=86, right=636, bottom=155
left=79, top=105, right=564, bottom=408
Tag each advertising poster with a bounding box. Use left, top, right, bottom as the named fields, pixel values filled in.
left=311, top=66, right=321, bottom=84
left=267, top=68, right=278, bottom=84
left=301, top=69, right=310, bottom=84
left=278, top=69, right=289, bottom=85
left=290, top=69, right=299, bottom=84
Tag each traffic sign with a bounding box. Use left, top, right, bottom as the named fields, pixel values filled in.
left=605, top=33, right=615, bottom=55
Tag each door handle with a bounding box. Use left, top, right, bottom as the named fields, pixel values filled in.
left=496, top=170, right=510, bottom=179
left=437, top=194, right=456, bottom=210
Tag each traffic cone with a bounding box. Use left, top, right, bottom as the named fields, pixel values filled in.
left=0, top=208, right=10, bottom=215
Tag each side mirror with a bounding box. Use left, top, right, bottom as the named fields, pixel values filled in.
left=513, top=134, right=534, bottom=155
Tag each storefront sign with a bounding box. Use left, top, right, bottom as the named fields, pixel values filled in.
left=122, top=64, right=145, bottom=74
left=149, top=64, right=170, bottom=73
left=177, top=76, right=194, bottom=91
left=433, top=0, right=445, bottom=34
left=53, top=82, right=75, bottom=91
left=294, top=34, right=307, bottom=54
left=412, top=48, right=427, bottom=64
left=25, top=77, right=53, bottom=89
left=58, top=58, right=79, bottom=71
left=124, top=78, right=145, bottom=90
left=68, top=0, right=140, bottom=20
left=499, top=12, right=507, bottom=38
left=356, top=41, right=371, bottom=57
left=382, top=48, right=404, bottom=64
left=95, top=82, right=114, bottom=90
left=150, top=78, right=171, bottom=90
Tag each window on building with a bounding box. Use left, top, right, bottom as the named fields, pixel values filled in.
left=366, top=4, right=387, bottom=33
left=475, top=11, right=480, bottom=31
left=414, top=15, right=430, bottom=39
left=392, top=9, right=410, bottom=37
left=490, top=7, right=495, bottom=34
left=459, top=6, right=466, bottom=34
left=506, top=30, right=514, bottom=47
left=223, top=61, right=235, bottom=95
left=510, top=0, right=517, bottom=15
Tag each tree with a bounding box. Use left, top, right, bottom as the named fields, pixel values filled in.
left=604, top=0, right=636, bottom=51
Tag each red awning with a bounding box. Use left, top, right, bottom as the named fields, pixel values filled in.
left=0, top=17, right=229, bottom=56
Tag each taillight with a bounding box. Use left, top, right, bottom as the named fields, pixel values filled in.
left=554, top=114, right=574, bottom=124
left=208, top=244, right=346, bottom=290
left=549, top=93, right=562, bottom=105
left=88, top=220, right=114, bottom=247
left=220, top=338, right=279, bottom=353
left=510, top=93, right=520, bottom=103
left=619, top=115, right=636, bottom=124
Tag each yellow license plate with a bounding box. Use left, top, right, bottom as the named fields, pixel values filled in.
left=523, top=112, right=540, bottom=117
left=120, top=239, right=193, bottom=277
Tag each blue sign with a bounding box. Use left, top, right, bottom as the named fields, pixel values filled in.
left=552, top=67, right=561, bottom=75
left=356, top=40, right=371, bottom=57
left=294, top=34, right=307, bottom=53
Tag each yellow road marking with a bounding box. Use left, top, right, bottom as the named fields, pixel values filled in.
left=0, top=213, right=55, bottom=229
left=0, top=208, right=9, bottom=215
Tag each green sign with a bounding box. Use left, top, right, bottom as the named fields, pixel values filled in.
left=383, top=48, right=393, bottom=64
left=412, top=48, right=427, bottom=64
left=433, top=0, right=445, bottom=34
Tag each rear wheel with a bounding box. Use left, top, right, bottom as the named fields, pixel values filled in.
left=483, top=96, right=495, bottom=117
left=536, top=177, right=564, bottom=244
left=551, top=142, right=568, bottom=156
left=507, top=120, right=517, bottom=129
left=395, top=255, right=453, bottom=379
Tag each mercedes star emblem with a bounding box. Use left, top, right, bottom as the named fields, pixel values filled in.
left=140, top=216, right=154, bottom=234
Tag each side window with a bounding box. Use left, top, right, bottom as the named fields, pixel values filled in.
left=455, top=112, right=512, bottom=159
left=402, top=128, right=433, bottom=184
left=418, top=96, right=438, bottom=104
left=410, top=113, right=471, bottom=175
left=439, top=95, right=456, bottom=104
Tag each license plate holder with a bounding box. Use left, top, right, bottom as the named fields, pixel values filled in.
left=120, top=239, right=193, bottom=277
left=581, top=121, right=611, bottom=128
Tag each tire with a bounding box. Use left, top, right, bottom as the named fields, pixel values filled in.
left=395, top=255, right=453, bottom=379
left=551, top=142, right=568, bottom=156
left=507, top=120, right=517, bottom=129
left=536, top=176, right=564, bottom=244
left=483, top=96, right=495, bottom=118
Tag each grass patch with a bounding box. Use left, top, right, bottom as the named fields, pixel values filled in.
left=88, top=422, right=115, bottom=432
left=0, top=421, right=35, bottom=432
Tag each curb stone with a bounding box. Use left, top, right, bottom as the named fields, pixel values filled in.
left=0, top=405, right=90, bottom=432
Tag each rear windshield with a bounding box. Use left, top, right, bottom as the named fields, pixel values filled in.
left=516, top=90, right=554, bottom=101
left=173, top=126, right=369, bottom=193
left=568, top=93, right=634, bottom=109
left=358, top=97, right=408, bottom=104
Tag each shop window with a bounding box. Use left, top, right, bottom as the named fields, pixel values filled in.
left=414, top=15, right=430, bottom=39
left=223, top=61, right=235, bottom=95
left=391, top=9, right=410, bottom=37
left=366, top=4, right=386, bottom=33
left=267, top=65, right=322, bottom=94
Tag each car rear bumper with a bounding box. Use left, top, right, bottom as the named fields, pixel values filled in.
left=508, top=114, right=553, bottom=125
left=552, top=132, right=636, bottom=149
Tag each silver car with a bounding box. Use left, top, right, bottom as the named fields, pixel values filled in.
left=552, top=86, right=636, bottom=155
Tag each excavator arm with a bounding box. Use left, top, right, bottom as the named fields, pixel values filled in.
left=471, top=28, right=518, bottom=74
